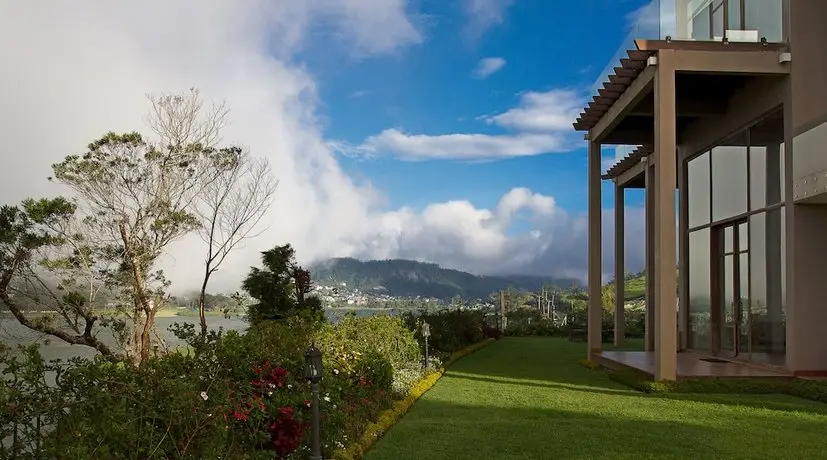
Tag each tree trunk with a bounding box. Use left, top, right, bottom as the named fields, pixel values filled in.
left=198, top=268, right=211, bottom=336
left=140, top=307, right=156, bottom=363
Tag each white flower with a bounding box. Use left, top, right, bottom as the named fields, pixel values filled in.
left=287, top=384, right=293, bottom=389
left=200, top=391, right=208, bottom=401
left=324, top=396, right=331, bottom=402
left=333, top=369, right=340, bottom=375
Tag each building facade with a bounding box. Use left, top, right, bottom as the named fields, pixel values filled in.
left=575, top=0, right=827, bottom=380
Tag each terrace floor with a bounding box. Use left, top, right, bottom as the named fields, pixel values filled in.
left=366, top=337, right=827, bottom=460
left=597, top=350, right=792, bottom=379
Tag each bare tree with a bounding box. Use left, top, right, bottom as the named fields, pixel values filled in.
left=144, top=88, right=277, bottom=335
left=194, top=153, right=276, bottom=334
left=145, top=88, right=229, bottom=149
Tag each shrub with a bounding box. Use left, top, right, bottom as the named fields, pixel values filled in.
left=315, top=314, right=421, bottom=376
left=401, top=309, right=485, bottom=356
left=0, top=313, right=425, bottom=459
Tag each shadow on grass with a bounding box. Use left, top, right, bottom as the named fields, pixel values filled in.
left=444, top=372, right=634, bottom=397
left=446, top=337, right=827, bottom=416
left=364, top=398, right=827, bottom=460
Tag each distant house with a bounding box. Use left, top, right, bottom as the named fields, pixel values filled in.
left=576, top=0, right=827, bottom=380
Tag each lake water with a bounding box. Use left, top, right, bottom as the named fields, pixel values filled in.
left=0, top=308, right=406, bottom=363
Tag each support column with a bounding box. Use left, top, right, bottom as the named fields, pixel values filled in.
left=678, top=149, right=689, bottom=351
left=654, top=50, right=678, bottom=381
left=587, top=137, right=603, bottom=359
left=644, top=161, right=656, bottom=352
left=614, top=183, right=625, bottom=347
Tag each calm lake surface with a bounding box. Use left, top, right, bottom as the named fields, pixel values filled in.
left=0, top=308, right=405, bottom=362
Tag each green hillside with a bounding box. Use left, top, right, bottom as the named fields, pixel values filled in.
left=310, top=258, right=579, bottom=300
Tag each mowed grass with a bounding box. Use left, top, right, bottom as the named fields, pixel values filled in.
left=366, top=337, right=827, bottom=460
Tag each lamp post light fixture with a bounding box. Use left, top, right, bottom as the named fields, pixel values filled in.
left=304, top=344, right=324, bottom=460
left=421, top=321, right=431, bottom=369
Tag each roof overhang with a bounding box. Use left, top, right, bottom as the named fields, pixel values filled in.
left=574, top=39, right=790, bottom=146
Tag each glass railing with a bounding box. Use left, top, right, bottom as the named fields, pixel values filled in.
left=591, top=0, right=784, bottom=94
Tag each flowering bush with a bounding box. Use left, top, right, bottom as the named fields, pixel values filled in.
left=0, top=314, right=424, bottom=459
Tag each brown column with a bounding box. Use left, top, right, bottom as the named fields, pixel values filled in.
left=644, top=161, right=655, bottom=352
left=654, top=50, right=678, bottom=381
left=587, top=137, right=603, bottom=358
left=678, top=149, right=689, bottom=351
left=614, top=182, right=625, bottom=347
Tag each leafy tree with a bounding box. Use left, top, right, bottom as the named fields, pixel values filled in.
left=0, top=198, right=119, bottom=359
left=242, top=244, right=322, bottom=324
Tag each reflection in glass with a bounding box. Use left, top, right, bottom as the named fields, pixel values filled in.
left=688, top=152, right=710, bottom=228
left=750, top=146, right=766, bottom=210
left=722, top=254, right=734, bottom=353
left=727, top=0, right=742, bottom=30
left=712, top=0, right=724, bottom=39
left=745, top=0, right=784, bottom=42
left=739, top=251, right=750, bottom=355
left=712, top=144, right=748, bottom=221
left=689, top=229, right=711, bottom=350
left=749, top=210, right=785, bottom=365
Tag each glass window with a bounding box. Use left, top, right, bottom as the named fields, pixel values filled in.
left=749, top=209, right=785, bottom=363
left=688, top=152, right=711, bottom=228
left=727, top=0, right=742, bottom=30
left=749, top=145, right=766, bottom=210
left=745, top=0, right=783, bottom=42
left=690, top=0, right=712, bottom=40
left=712, top=140, right=748, bottom=221
left=712, top=1, right=725, bottom=39
left=689, top=229, right=711, bottom=350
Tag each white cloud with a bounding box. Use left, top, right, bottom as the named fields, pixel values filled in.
left=334, top=129, right=570, bottom=161
left=485, top=89, right=583, bottom=132
left=463, top=0, right=515, bottom=39
left=342, top=88, right=584, bottom=161
left=473, top=57, right=506, bottom=79
left=0, top=0, right=642, bottom=295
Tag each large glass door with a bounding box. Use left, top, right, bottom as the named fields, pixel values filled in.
left=712, top=220, right=748, bottom=357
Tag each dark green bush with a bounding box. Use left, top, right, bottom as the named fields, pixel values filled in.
left=402, top=309, right=485, bottom=356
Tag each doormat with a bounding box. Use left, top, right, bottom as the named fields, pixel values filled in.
left=699, top=358, right=730, bottom=363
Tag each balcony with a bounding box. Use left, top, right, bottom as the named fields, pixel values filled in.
left=592, top=0, right=785, bottom=95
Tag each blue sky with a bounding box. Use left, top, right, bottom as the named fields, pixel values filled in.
left=300, top=0, right=649, bottom=214
left=2, top=0, right=654, bottom=286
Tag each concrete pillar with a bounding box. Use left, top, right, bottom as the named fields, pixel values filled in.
left=654, top=50, right=678, bottom=381
left=765, top=143, right=784, bottom=353
left=587, top=138, right=603, bottom=358
left=614, top=183, right=626, bottom=347
left=678, top=149, right=689, bottom=351
left=644, top=162, right=656, bottom=352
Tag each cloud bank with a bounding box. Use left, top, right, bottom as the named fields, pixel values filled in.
left=0, top=0, right=642, bottom=295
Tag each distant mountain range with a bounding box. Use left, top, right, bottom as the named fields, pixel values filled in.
left=309, top=258, right=580, bottom=300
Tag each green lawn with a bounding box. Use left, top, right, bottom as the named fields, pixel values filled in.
left=366, top=337, right=827, bottom=460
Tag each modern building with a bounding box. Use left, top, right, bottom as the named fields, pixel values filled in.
left=574, top=0, right=827, bottom=381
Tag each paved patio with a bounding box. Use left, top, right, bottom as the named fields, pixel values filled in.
left=597, top=351, right=792, bottom=379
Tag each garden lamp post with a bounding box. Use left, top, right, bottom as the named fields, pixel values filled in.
left=421, top=321, right=431, bottom=369
left=304, top=344, right=324, bottom=460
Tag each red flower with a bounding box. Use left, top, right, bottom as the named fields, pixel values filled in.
left=304, top=399, right=310, bottom=407
left=233, top=411, right=249, bottom=422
